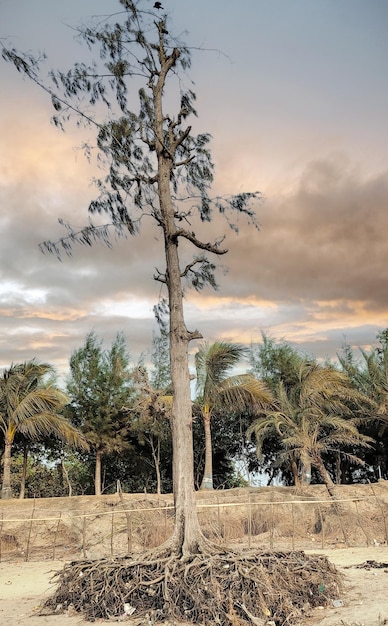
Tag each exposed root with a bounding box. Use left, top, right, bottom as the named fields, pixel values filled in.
left=40, top=549, right=342, bottom=624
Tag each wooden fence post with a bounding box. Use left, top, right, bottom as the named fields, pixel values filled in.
left=354, top=500, right=370, bottom=546
left=82, top=512, right=87, bottom=558
left=52, top=511, right=62, bottom=560
left=25, top=499, right=36, bottom=562
left=317, top=504, right=325, bottom=549
left=270, top=503, right=274, bottom=550
left=110, top=512, right=115, bottom=556
left=368, top=481, right=388, bottom=544
left=0, top=511, right=3, bottom=563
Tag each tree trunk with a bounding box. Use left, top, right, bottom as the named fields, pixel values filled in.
left=150, top=436, right=162, bottom=495
left=290, top=453, right=300, bottom=488
left=166, top=226, right=203, bottom=553
left=1, top=435, right=13, bottom=499
left=95, top=447, right=102, bottom=496
left=158, top=136, right=203, bottom=555
left=314, top=454, right=348, bottom=543
left=314, top=455, right=337, bottom=499
left=154, top=46, right=205, bottom=555
left=62, top=456, right=73, bottom=497
left=200, top=409, right=213, bottom=490
left=335, top=451, right=341, bottom=484
left=19, top=444, right=29, bottom=499
left=300, top=452, right=312, bottom=485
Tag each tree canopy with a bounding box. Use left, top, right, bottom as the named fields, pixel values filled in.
left=66, top=331, right=134, bottom=495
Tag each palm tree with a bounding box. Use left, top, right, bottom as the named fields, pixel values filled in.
left=194, top=341, right=272, bottom=490
left=339, top=334, right=388, bottom=479
left=247, top=361, right=373, bottom=498
left=340, top=336, right=388, bottom=424
left=0, top=360, right=87, bottom=499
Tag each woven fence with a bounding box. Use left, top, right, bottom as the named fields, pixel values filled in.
left=0, top=485, right=387, bottom=562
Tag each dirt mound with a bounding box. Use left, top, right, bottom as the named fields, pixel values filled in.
left=0, top=482, right=387, bottom=562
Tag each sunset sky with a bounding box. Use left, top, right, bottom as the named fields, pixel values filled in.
left=1, top=0, right=388, bottom=380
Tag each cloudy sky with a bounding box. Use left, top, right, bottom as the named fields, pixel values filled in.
left=1, top=0, right=388, bottom=380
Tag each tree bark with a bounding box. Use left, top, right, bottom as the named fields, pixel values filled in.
left=290, top=453, right=300, bottom=488
left=300, top=452, right=312, bottom=485
left=314, top=455, right=337, bottom=499
left=19, top=444, right=29, bottom=499
left=62, top=456, right=73, bottom=497
left=150, top=436, right=162, bottom=495
left=200, top=409, right=213, bottom=490
left=95, top=447, right=102, bottom=496
left=153, top=48, right=205, bottom=555
left=1, top=436, right=13, bottom=499
left=165, top=221, right=203, bottom=554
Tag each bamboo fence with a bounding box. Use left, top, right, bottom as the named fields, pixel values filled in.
left=0, top=486, right=387, bottom=562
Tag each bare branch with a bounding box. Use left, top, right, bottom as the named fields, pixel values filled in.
left=171, top=229, right=227, bottom=255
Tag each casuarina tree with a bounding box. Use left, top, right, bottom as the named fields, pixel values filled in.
left=2, top=0, right=259, bottom=554
left=66, top=331, right=134, bottom=495
left=1, top=3, right=338, bottom=623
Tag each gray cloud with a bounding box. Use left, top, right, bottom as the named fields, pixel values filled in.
left=2, top=151, right=388, bottom=378
left=220, top=156, right=388, bottom=308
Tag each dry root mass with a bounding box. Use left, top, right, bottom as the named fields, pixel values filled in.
left=40, top=549, right=342, bottom=625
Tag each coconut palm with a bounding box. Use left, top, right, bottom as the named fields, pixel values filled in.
left=247, top=361, right=373, bottom=497
left=0, top=360, right=87, bottom=499
left=340, top=336, right=388, bottom=425
left=194, top=341, right=272, bottom=490
left=339, top=335, right=388, bottom=479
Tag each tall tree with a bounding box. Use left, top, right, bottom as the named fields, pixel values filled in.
left=66, top=331, right=133, bottom=495
left=247, top=361, right=373, bottom=497
left=194, top=341, right=272, bottom=490
left=2, top=1, right=260, bottom=553
left=0, top=360, right=86, bottom=499
left=340, top=332, right=388, bottom=423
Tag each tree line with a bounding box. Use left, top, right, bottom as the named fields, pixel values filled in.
left=1, top=325, right=387, bottom=500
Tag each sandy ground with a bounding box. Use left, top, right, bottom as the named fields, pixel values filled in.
left=305, top=546, right=388, bottom=625
left=1, top=547, right=388, bottom=625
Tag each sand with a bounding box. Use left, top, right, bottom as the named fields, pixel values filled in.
left=1, top=547, right=388, bottom=625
